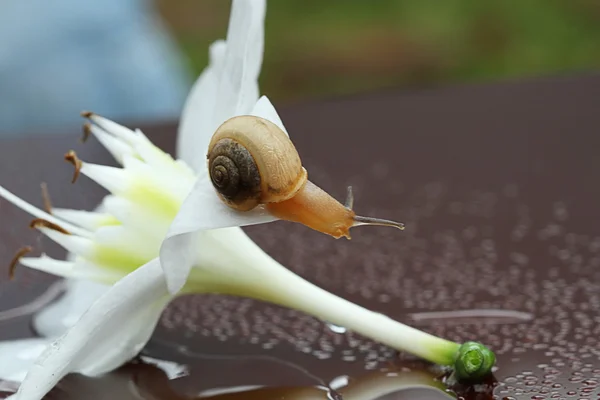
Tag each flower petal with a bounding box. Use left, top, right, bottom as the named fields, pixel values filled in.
left=166, top=175, right=276, bottom=234
left=51, top=208, right=117, bottom=231
left=176, top=40, right=226, bottom=170
left=35, top=228, right=93, bottom=258
left=217, top=0, right=265, bottom=121
left=0, top=338, right=50, bottom=383
left=250, top=96, right=288, bottom=136
left=85, top=114, right=143, bottom=146
left=32, top=279, right=110, bottom=338
left=176, top=0, right=266, bottom=172
left=80, top=163, right=130, bottom=195
left=87, top=123, right=134, bottom=165
left=159, top=175, right=277, bottom=294
left=12, top=259, right=171, bottom=400
left=0, top=186, right=91, bottom=238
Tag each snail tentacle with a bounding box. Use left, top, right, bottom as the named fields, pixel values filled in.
left=352, top=215, right=405, bottom=231
left=345, top=186, right=354, bottom=209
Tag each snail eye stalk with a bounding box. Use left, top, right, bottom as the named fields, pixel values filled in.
left=346, top=186, right=405, bottom=231
left=352, top=215, right=405, bottom=230
left=345, top=186, right=354, bottom=209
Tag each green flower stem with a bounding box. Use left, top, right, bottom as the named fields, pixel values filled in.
left=186, top=267, right=495, bottom=378
left=181, top=231, right=495, bottom=381
left=257, top=265, right=460, bottom=366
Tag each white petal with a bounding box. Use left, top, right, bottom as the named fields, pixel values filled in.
left=20, top=255, right=120, bottom=284
left=12, top=259, right=171, bottom=400
left=250, top=96, right=288, bottom=136
left=131, top=129, right=185, bottom=174
left=168, top=176, right=276, bottom=233
left=217, top=0, right=265, bottom=118
left=32, top=279, right=110, bottom=338
left=51, top=208, right=115, bottom=231
left=0, top=186, right=91, bottom=238
left=93, top=225, right=160, bottom=264
left=100, top=196, right=172, bottom=248
left=36, top=228, right=93, bottom=258
left=0, top=338, right=50, bottom=383
left=80, top=163, right=129, bottom=195
left=87, top=115, right=172, bottom=172
left=87, top=114, right=141, bottom=145
left=177, top=40, right=226, bottom=170
left=160, top=176, right=277, bottom=294
left=118, top=154, right=194, bottom=210
left=19, top=256, right=75, bottom=278
left=177, top=0, right=266, bottom=173
left=88, top=124, right=134, bottom=165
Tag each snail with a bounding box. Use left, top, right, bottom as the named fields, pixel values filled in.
left=206, top=115, right=404, bottom=239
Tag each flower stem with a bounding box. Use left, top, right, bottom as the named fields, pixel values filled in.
left=259, top=268, right=496, bottom=380
left=183, top=229, right=495, bottom=380
left=255, top=265, right=459, bottom=366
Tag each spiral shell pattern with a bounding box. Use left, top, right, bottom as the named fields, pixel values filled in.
left=208, top=138, right=262, bottom=211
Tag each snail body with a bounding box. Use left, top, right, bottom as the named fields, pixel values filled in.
left=207, top=115, right=404, bottom=238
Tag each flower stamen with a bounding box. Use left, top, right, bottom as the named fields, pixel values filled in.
left=40, top=182, right=53, bottom=214
left=81, top=123, right=92, bottom=143
left=64, top=151, right=82, bottom=184
left=8, top=246, right=33, bottom=280
left=29, top=218, right=70, bottom=235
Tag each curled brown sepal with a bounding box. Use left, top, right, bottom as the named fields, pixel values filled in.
left=64, top=150, right=82, bottom=184
left=40, top=182, right=53, bottom=214
left=29, top=218, right=70, bottom=235
left=8, top=246, right=33, bottom=280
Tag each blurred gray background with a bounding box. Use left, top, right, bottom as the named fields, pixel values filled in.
left=1, top=0, right=599, bottom=137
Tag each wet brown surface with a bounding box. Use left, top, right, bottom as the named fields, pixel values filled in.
left=1, top=74, right=600, bottom=399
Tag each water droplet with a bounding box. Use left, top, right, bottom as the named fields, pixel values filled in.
left=326, top=323, right=347, bottom=334
left=329, top=375, right=349, bottom=390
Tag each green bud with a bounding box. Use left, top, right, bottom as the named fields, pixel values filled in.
left=453, top=341, right=496, bottom=381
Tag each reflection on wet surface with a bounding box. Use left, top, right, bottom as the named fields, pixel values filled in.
left=2, top=76, right=600, bottom=399
left=407, top=309, right=534, bottom=326
left=2, top=356, right=495, bottom=400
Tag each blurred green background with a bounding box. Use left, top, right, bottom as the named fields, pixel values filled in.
left=158, top=0, right=600, bottom=103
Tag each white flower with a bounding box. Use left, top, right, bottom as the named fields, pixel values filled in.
left=0, top=1, right=495, bottom=398
left=0, top=0, right=268, bottom=396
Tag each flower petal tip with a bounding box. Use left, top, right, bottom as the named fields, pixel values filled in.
left=162, top=258, right=187, bottom=295
left=166, top=279, right=182, bottom=296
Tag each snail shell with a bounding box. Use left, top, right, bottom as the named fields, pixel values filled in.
left=207, top=115, right=307, bottom=211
